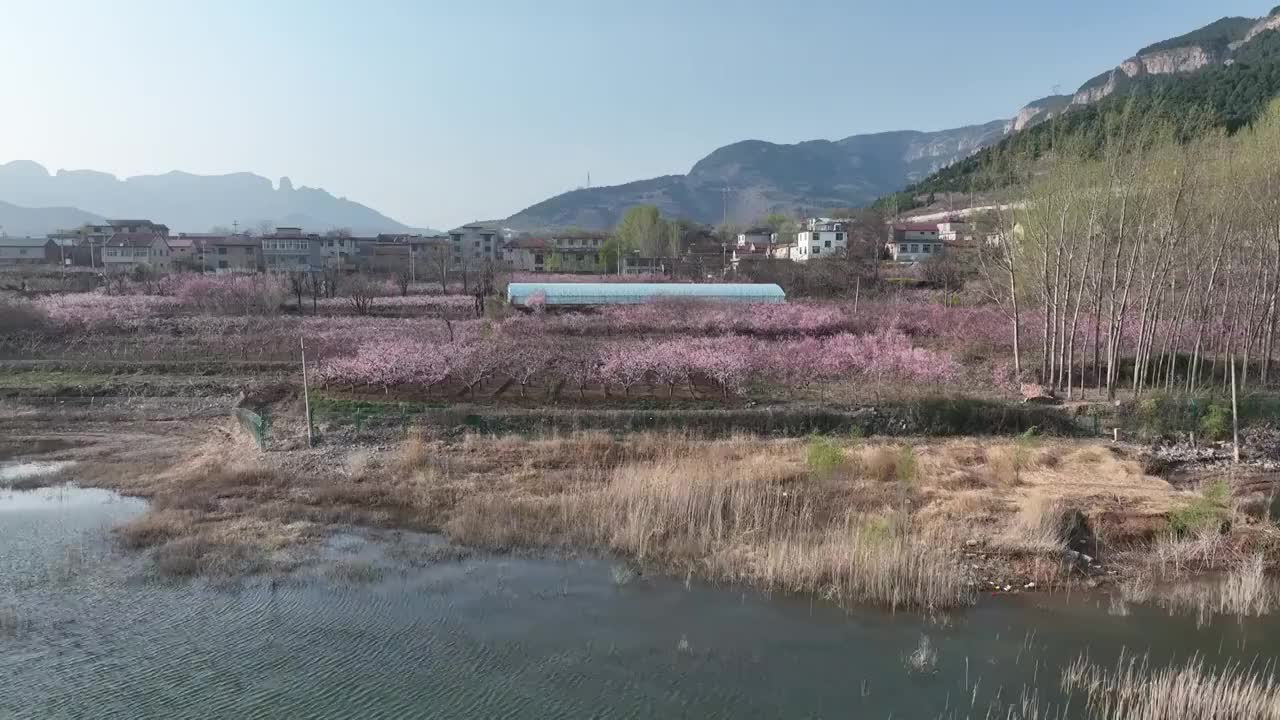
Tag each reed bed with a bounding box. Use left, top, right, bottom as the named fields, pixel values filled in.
left=433, top=435, right=977, bottom=610
left=1061, top=652, right=1280, bottom=719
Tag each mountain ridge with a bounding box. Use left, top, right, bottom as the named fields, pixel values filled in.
left=508, top=10, right=1280, bottom=231
left=889, top=11, right=1280, bottom=207
left=0, top=200, right=104, bottom=238
left=0, top=161, right=436, bottom=236
left=504, top=120, right=1011, bottom=231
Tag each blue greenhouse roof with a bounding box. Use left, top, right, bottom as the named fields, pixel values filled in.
left=507, top=282, right=785, bottom=306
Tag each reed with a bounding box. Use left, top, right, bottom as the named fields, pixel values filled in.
left=1061, top=652, right=1280, bottom=719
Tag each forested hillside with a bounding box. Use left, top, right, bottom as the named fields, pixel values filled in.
left=879, top=29, right=1280, bottom=211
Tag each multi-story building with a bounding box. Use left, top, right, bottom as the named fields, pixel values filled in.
left=349, top=234, right=450, bottom=277
left=503, top=232, right=611, bottom=274
left=262, top=227, right=322, bottom=272
left=767, top=220, right=847, bottom=262
left=886, top=223, right=944, bottom=262
left=52, top=219, right=169, bottom=268
left=207, top=235, right=263, bottom=273
left=317, top=234, right=360, bottom=268
left=166, top=233, right=261, bottom=273
left=108, top=219, right=170, bottom=236
left=503, top=237, right=552, bottom=272
left=102, top=232, right=173, bottom=273
left=447, top=224, right=506, bottom=269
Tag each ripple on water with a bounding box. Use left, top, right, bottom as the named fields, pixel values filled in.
left=4, top=492, right=1280, bottom=719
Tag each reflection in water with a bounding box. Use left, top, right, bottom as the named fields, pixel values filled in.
left=1, top=485, right=1278, bottom=719
left=0, top=460, right=74, bottom=484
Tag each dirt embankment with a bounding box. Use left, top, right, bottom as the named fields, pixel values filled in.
left=3, top=392, right=1277, bottom=610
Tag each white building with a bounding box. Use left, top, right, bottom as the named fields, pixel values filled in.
left=771, top=220, right=847, bottom=262
left=937, top=221, right=970, bottom=244
left=887, top=224, right=943, bottom=262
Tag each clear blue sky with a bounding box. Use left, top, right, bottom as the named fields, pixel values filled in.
left=1, top=0, right=1274, bottom=229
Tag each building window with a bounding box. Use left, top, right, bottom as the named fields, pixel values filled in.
left=219, top=260, right=229, bottom=269
left=812, top=246, right=821, bottom=255
left=824, top=240, right=831, bottom=248
left=910, top=244, right=919, bottom=253
left=217, top=247, right=227, bottom=255
left=835, top=233, right=844, bottom=242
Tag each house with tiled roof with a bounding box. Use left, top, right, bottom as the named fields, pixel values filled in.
left=103, top=232, right=174, bottom=273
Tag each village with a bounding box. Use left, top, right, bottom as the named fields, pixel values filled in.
left=0, top=214, right=979, bottom=283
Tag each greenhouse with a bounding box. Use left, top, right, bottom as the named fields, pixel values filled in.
left=507, top=282, right=786, bottom=307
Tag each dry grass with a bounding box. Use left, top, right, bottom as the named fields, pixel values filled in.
left=74, top=419, right=1266, bottom=604
left=861, top=446, right=900, bottom=483
left=1062, top=652, right=1280, bottom=719
left=116, top=509, right=200, bottom=550
left=1120, top=552, right=1276, bottom=627
left=992, top=497, right=1067, bottom=555
left=1221, top=554, right=1275, bottom=617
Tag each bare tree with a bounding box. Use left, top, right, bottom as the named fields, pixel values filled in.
left=287, top=271, right=307, bottom=312
left=346, top=275, right=378, bottom=316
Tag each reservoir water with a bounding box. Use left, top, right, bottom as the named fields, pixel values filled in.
left=2, top=477, right=1278, bottom=719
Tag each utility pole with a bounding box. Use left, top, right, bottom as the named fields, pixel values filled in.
left=300, top=336, right=313, bottom=448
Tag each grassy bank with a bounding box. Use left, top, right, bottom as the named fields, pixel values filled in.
left=37, top=412, right=1271, bottom=611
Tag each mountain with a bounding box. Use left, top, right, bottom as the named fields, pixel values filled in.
left=504, top=121, right=1012, bottom=230
left=0, top=161, right=432, bottom=235
left=509, top=10, right=1280, bottom=231
left=0, top=200, right=103, bottom=238
left=891, top=10, right=1280, bottom=205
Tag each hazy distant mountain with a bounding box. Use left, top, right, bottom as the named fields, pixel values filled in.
left=0, top=200, right=103, bottom=237
left=505, top=120, right=1012, bottom=230
left=0, top=161, right=434, bottom=235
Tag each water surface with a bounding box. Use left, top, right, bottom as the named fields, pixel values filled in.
left=1, top=485, right=1277, bottom=719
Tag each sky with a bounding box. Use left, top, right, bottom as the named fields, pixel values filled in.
left=1, top=0, right=1275, bottom=229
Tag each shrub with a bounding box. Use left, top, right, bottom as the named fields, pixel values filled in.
left=806, top=437, right=845, bottom=476
left=0, top=298, right=49, bottom=333
left=1168, top=479, right=1231, bottom=535
left=1200, top=403, right=1232, bottom=442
